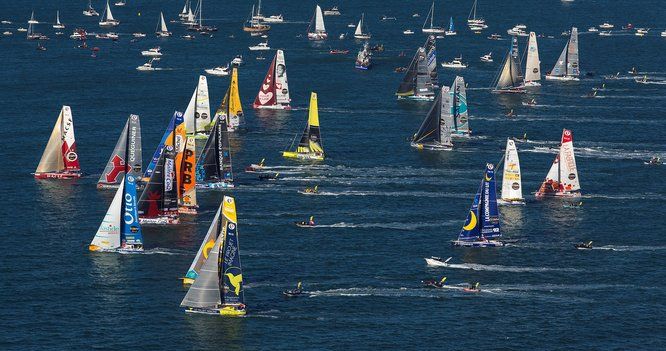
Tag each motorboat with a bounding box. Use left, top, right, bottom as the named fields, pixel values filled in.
left=263, top=15, right=284, bottom=23
left=487, top=33, right=502, bottom=40
left=181, top=34, right=195, bottom=40
left=204, top=65, right=230, bottom=76
left=132, top=32, right=146, bottom=38
left=231, top=55, right=243, bottom=65
left=403, top=29, right=414, bottom=35
left=635, top=28, right=649, bottom=36
left=248, top=41, right=270, bottom=51
left=136, top=58, right=160, bottom=71
left=480, top=52, right=493, bottom=62
left=598, top=31, right=612, bottom=36
left=329, top=49, right=349, bottom=54
left=598, top=22, right=614, bottom=29
left=574, top=241, right=593, bottom=250
left=323, top=6, right=341, bottom=16
left=587, top=27, right=598, bottom=32
left=441, top=57, right=468, bottom=69
left=141, top=47, right=162, bottom=57
left=381, top=15, right=396, bottom=21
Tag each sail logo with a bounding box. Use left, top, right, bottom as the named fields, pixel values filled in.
left=512, top=182, right=520, bottom=190
left=165, top=158, right=175, bottom=191
left=105, top=155, right=125, bottom=182
left=258, top=91, right=274, bottom=104
left=66, top=151, right=78, bottom=162
left=124, top=193, right=136, bottom=225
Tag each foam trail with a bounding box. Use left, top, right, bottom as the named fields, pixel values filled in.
left=434, top=263, right=581, bottom=272
left=592, top=245, right=666, bottom=252
left=314, top=221, right=455, bottom=230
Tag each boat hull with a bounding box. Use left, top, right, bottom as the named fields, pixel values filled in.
left=422, top=28, right=446, bottom=34
left=410, top=142, right=452, bottom=151
left=139, top=216, right=179, bottom=225
left=184, top=306, right=246, bottom=317
left=307, top=32, right=328, bottom=40
left=452, top=240, right=505, bottom=247
left=252, top=103, right=292, bottom=110
left=524, top=81, right=541, bottom=87
left=535, top=191, right=581, bottom=199
left=196, top=182, right=234, bottom=189
left=396, top=94, right=435, bottom=101
left=354, top=34, right=371, bottom=40
left=497, top=198, right=526, bottom=205
left=282, top=151, right=324, bottom=161
left=34, top=171, right=81, bottom=179
left=424, top=257, right=449, bottom=267
left=492, top=87, right=526, bottom=94
left=545, top=75, right=580, bottom=81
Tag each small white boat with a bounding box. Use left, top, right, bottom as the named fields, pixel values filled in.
left=346, top=23, right=355, bottom=28
left=507, top=26, right=528, bottom=36
left=1, top=20, right=12, bottom=24
left=441, top=57, right=468, bottom=69
left=412, top=13, right=420, bottom=18
left=587, top=27, right=598, bottom=32
left=141, top=47, right=162, bottom=57
left=248, top=41, right=270, bottom=51
left=114, top=0, right=126, bottom=6
left=403, top=29, right=414, bottom=35
left=635, top=28, right=649, bottom=36
left=599, top=31, right=612, bottom=36
left=204, top=65, right=230, bottom=76
left=53, top=11, right=65, bottom=29
left=661, top=30, right=666, bottom=37
left=514, top=24, right=527, bottom=29
left=181, top=34, right=195, bottom=40
left=263, top=15, right=284, bottom=23
left=231, top=55, right=243, bottom=65
left=136, top=58, right=160, bottom=71
left=3, top=31, right=12, bottom=36
left=381, top=15, right=396, bottom=21
left=132, top=32, right=146, bottom=38
left=323, top=6, right=341, bottom=16
left=487, top=33, right=502, bottom=40
left=339, top=33, right=346, bottom=39
left=480, top=52, right=493, bottom=62
left=17, top=27, right=27, bottom=32
left=599, top=22, right=614, bottom=29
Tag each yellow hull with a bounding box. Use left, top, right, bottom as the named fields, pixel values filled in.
left=282, top=151, right=324, bottom=161
left=219, top=306, right=246, bottom=316
left=88, top=244, right=100, bottom=252
left=181, top=277, right=194, bottom=286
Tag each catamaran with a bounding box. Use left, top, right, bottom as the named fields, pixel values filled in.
left=355, top=42, right=372, bottom=70
left=156, top=12, right=171, bottom=37
left=283, top=92, right=324, bottom=160
left=53, top=11, right=65, bottom=29
left=89, top=175, right=144, bottom=253
left=453, top=163, right=504, bottom=247
left=307, top=5, right=327, bottom=40
left=353, top=13, right=371, bottom=39
left=83, top=0, right=100, bottom=16
left=137, top=112, right=184, bottom=224
left=195, top=112, right=234, bottom=189
left=34, top=106, right=81, bottom=179
left=524, top=32, right=541, bottom=86
left=445, top=17, right=456, bottom=36
left=410, top=86, right=453, bottom=151
left=98, top=115, right=143, bottom=189
left=213, top=66, right=244, bottom=132
left=183, top=75, right=212, bottom=138
left=181, top=196, right=246, bottom=316
left=422, top=1, right=445, bottom=34
left=467, top=0, right=485, bottom=27
left=450, top=76, right=471, bottom=137
left=545, top=27, right=579, bottom=81
left=181, top=203, right=222, bottom=285
left=253, top=50, right=291, bottom=110
left=178, top=136, right=198, bottom=213
left=498, top=138, right=525, bottom=205
left=99, top=0, right=120, bottom=27
left=396, top=44, right=435, bottom=100
left=536, top=129, right=581, bottom=199
left=492, top=36, right=525, bottom=93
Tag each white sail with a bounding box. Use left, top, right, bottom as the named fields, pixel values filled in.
left=314, top=5, right=325, bottom=32
left=160, top=12, right=168, bottom=32
left=355, top=18, right=363, bottom=36
left=56, top=11, right=61, bottom=25
left=184, top=205, right=221, bottom=280
left=105, top=1, right=115, bottom=21
left=181, top=1, right=188, bottom=15
left=501, top=138, right=523, bottom=201
left=524, top=32, right=541, bottom=83
left=559, top=130, right=580, bottom=191
left=183, top=76, right=211, bottom=134
left=275, top=50, right=290, bottom=104
left=439, top=87, right=453, bottom=147
left=36, top=108, right=66, bottom=173
left=90, top=181, right=123, bottom=250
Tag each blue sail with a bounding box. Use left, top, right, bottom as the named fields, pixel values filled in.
left=480, top=163, right=501, bottom=239
left=121, top=174, right=143, bottom=247
left=448, top=17, right=454, bottom=32
left=221, top=215, right=244, bottom=306
left=458, top=182, right=482, bottom=241
left=143, top=112, right=178, bottom=179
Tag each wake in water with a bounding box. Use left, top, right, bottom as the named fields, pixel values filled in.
left=427, top=261, right=580, bottom=272
left=591, top=245, right=666, bottom=252
left=138, top=248, right=192, bottom=256
left=313, top=220, right=456, bottom=230
left=299, top=190, right=473, bottom=199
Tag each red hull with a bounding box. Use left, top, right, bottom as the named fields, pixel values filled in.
left=34, top=172, right=81, bottom=179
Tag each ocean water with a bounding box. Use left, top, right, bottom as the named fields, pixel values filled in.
left=1, top=0, right=665, bottom=349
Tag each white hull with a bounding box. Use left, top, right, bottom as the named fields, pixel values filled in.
left=410, top=142, right=453, bottom=151
left=545, top=75, right=579, bottom=81
left=196, top=182, right=234, bottom=189
left=497, top=198, right=525, bottom=206
left=424, top=258, right=449, bottom=267
left=441, top=64, right=467, bottom=69
left=307, top=32, right=327, bottom=40
left=452, top=240, right=504, bottom=247
left=535, top=191, right=581, bottom=199
left=397, top=95, right=434, bottom=101
left=354, top=34, right=371, bottom=40
left=524, top=81, right=541, bottom=86
left=204, top=68, right=229, bottom=76
left=422, top=28, right=446, bottom=34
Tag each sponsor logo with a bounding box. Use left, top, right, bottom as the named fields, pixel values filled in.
left=533, top=68, right=539, bottom=73
left=228, top=223, right=236, bottom=230
left=512, top=182, right=520, bottom=190
left=568, top=173, right=576, bottom=180
left=66, top=151, right=78, bottom=162
left=258, top=91, right=274, bottom=104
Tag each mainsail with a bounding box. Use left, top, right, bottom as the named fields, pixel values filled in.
left=178, top=136, right=197, bottom=213
left=524, top=32, right=541, bottom=84
left=143, top=113, right=175, bottom=180
left=411, top=86, right=453, bottom=150
left=183, top=205, right=221, bottom=284
left=424, top=35, right=438, bottom=84
left=283, top=92, right=324, bottom=160
left=354, top=13, right=369, bottom=38
left=536, top=129, right=581, bottom=198
left=195, top=113, right=234, bottom=187
left=98, top=114, right=142, bottom=188
left=493, top=36, right=525, bottom=92
left=500, top=138, right=524, bottom=203
left=253, top=50, right=291, bottom=110
left=156, top=12, right=170, bottom=34
left=35, top=106, right=81, bottom=178
left=450, top=76, right=470, bottom=136
left=314, top=5, right=325, bottom=32
left=214, top=67, right=243, bottom=132
left=396, top=47, right=434, bottom=100
left=455, top=163, right=502, bottom=245
left=183, top=75, right=211, bottom=135
left=548, top=27, right=579, bottom=79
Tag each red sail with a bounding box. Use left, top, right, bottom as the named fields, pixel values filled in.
left=253, top=55, right=277, bottom=108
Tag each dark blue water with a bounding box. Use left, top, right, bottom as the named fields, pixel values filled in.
left=2, top=0, right=665, bottom=349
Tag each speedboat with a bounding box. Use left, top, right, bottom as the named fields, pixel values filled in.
left=487, top=33, right=502, bottom=40
left=283, top=288, right=304, bottom=297
left=114, top=0, right=126, bottom=6
left=339, top=33, right=346, bottom=39
left=412, top=13, right=420, bottom=18
left=141, top=47, right=162, bottom=57
left=346, top=23, right=355, bottom=28
left=294, top=221, right=316, bottom=228
left=598, top=22, right=614, bottom=29
left=424, top=256, right=452, bottom=267
left=507, top=26, right=528, bottom=36
left=635, top=28, right=649, bottom=36
left=323, top=6, right=341, bottom=16
left=181, top=34, right=195, bottom=40
left=70, top=30, right=85, bottom=40
left=422, top=279, right=446, bottom=289
left=441, top=57, right=467, bottom=69
left=403, top=29, right=414, bottom=35
left=1, top=20, right=12, bottom=24
left=204, top=65, right=230, bottom=76
left=248, top=41, right=270, bottom=51
left=2, top=31, right=12, bottom=36
left=263, top=15, right=284, bottom=23
left=381, top=15, right=396, bottom=21
left=622, top=23, right=634, bottom=30
left=644, top=157, right=663, bottom=165
left=136, top=58, right=160, bottom=71
left=132, top=32, right=146, bottom=38
left=587, top=27, right=598, bottom=32
left=463, top=283, right=481, bottom=293
left=574, top=241, right=593, bottom=250
left=480, top=52, right=493, bottom=62
left=661, top=30, right=666, bottom=37
left=231, top=55, right=243, bottom=65
left=298, top=185, right=319, bottom=195
left=522, top=99, right=537, bottom=106
left=17, top=27, right=28, bottom=32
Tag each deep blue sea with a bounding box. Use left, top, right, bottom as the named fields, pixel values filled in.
left=1, top=0, right=665, bottom=349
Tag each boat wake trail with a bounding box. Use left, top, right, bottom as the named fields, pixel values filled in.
left=315, top=221, right=455, bottom=230
left=310, top=190, right=471, bottom=198
left=141, top=248, right=192, bottom=256
left=592, top=245, right=666, bottom=252
left=428, top=262, right=580, bottom=272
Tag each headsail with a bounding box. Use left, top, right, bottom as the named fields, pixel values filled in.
left=548, top=27, right=579, bottom=78
left=424, top=35, right=438, bottom=84
left=183, top=205, right=221, bottom=282
left=195, top=113, right=234, bottom=187
left=396, top=47, right=435, bottom=100
left=314, top=5, right=325, bottom=32
left=457, top=163, right=501, bottom=242
left=143, top=113, right=175, bottom=180
left=183, top=76, right=211, bottom=135
left=253, top=50, right=291, bottom=110
left=35, top=106, right=80, bottom=176
left=98, top=115, right=142, bottom=188
left=450, top=76, right=470, bottom=135
left=180, top=221, right=224, bottom=308
left=524, top=32, right=541, bottom=84
left=500, top=138, right=523, bottom=202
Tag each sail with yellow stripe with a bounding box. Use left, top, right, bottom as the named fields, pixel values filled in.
left=213, top=66, right=244, bottom=132
left=283, top=92, right=324, bottom=160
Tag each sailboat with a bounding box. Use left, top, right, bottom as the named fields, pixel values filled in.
left=183, top=75, right=212, bottom=138
left=307, top=5, right=327, bottom=40
left=115, top=0, right=127, bottom=6
left=34, top=106, right=81, bottom=179
left=353, top=13, right=371, bottom=39
left=83, top=0, right=100, bottom=17
left=99, top=0, right=120, bottom=27
left=453, top=163, right=504, bottom=247
left=243, top=4, right=271, bottom=33
left=253, top=50, right=292, bottom=110
left=89, top=174, right=144, bottom=253
left=467, top=0, right=486, bottom=26
left=355, top=42, right=372, bottom=70
left=545, top=27, right=580, bottom=81
left=450, top=76, right=471, bottom=137
left=498, top=138, right=524, bottom=205
left=178, top=136, right=198, bottom=213
left=283, top=92, right=324, bottom=160
left=536, top=129, right=581, bottom=199
left=179, top=0, right=190, bottom=19
left=98, top=115, right=142, bottom=189
left=195, top=113, right=234, bottom=189
left=143, top=114, right=175, bottom=182
left=492, top=36, right=525, bottom=93
left=26, top=12, right=42, bottom=40
left=213, top=66, right=244, bottom=132
left=424, top=35, right=438, bottom=86
left=524, top=32, right=541, bottom=86
left=155, top=12, right=171, bottom=37
left=396, top=45, right=435, bottom=100
left=445, top=17, right=457, bottom=36
left=137, top=112, right=184, bottom=224
left=181, top=196, right=246, bottom=316
left=410, top=86, right=453, bottom=151
left=53, top=11, right=65, bottom=29
left=181, top=204, right=221, bottom=285
left=422, top=1, right=445, bottom=34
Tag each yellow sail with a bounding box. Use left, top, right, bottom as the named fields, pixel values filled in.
left=307, top=92, right=319, bottom=128
left=213, top=67, right=244, bottom=131
left=283, top=92, right=324, bottom=160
